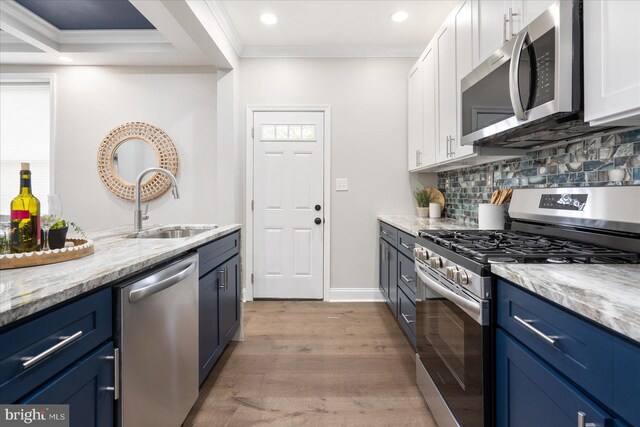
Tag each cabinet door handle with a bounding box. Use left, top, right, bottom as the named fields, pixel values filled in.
left=219, top=268, right=226, bottom=289
left=513, top=315, right=558, bottom=345
left=225, top=266, right=229, bottom=291
left=503, top=13, right=509, bottom=43
left=22, top=330, right=83, bottom=369
left=449, top=136, right=455, bottom=157
left=401, top=313, right=415, bottom=324
left=105, top=347, right=120, bottom=400
left=577, top=411, right=597, bottom=427
left=507, top=7, right=519, bottom=38
left=401, top=243, right=413, bottom=250
left=401, top=274, right=414, bottom=284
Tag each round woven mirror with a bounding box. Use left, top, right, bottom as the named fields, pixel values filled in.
left=97, top=122, right=179, bottom=201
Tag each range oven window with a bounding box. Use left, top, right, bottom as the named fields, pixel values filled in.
left=417, top=272, right=490, bottom=427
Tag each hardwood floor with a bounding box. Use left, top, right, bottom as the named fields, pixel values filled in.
left=183, top=301, right=437, bottom=426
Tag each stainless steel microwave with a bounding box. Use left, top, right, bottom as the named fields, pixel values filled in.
left=460, top=1, right=596, bottom=149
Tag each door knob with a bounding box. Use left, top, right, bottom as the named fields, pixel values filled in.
left=314, top=218, right=322, bottom=225
left=315, top=204, right=321, bottom=211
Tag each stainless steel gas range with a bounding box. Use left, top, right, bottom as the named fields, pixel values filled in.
left=413, top=187, right=640, bottom=427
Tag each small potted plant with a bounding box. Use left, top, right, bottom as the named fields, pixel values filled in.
left=45, top=220, right=87, bottom=250
left=414, top=188, right=433, bottom=218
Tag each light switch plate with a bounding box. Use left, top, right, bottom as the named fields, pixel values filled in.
left=336, top=178, right=348, bottom=192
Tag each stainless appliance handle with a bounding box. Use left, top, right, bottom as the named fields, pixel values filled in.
left=509, top=30, right=530, bottom=121
left=513, top=315, right=558, bottom=345
left=416, top=264, right=484, bottom=324
left=22, top=330, right=83, bottom=368
left=129, top=257, right=197, bottom=303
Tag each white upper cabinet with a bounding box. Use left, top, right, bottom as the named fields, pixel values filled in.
left=472, top=0, right=507, bottom=67
left=455, top=0, right=475, bottom=158
left=422, top=46, right=437, bottom=168
left=408, top=62, right=424, bottom=171
left=584, top=0, right=640, bottom=126
left=435, top=17, right=457, bottom=163
left=512, top=0, right=556, bottom=31
left=471, top=0, right=555, bottom=67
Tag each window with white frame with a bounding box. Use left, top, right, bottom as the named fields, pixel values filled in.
left=0, top=81, right=52, bottom=214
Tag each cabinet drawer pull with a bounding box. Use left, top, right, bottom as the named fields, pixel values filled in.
left=577, top=411, right=596, bottom=427
left=401, top=274, right=414, bottom=284
left=22, top=330, right=83, bottom=369
left=401, top=313, right=415, bottom=324
left=513, top=315, right=557, bottom=345
left=401, top=243, right=414, bottom=250
left=381, top=230, right=390, bottom=236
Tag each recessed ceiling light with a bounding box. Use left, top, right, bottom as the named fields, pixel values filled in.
left=391, top=11, right=409, bottom=23
left=260, top=13, right=278, bottom=25
left=58, top=56, right=73, bottom=63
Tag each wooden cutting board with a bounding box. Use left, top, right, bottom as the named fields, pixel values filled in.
left=425, top=187, right=445, bottom=210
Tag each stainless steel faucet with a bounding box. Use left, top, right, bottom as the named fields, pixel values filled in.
left=134, top=167, right=180, bottom=232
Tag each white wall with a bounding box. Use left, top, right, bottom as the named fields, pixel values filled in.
left=1, top=65, right=218, bottom=230
left=240, top=57, right=436, bottom=294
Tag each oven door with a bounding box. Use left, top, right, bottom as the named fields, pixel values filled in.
left=415, top=262, right=492, bottom=427
left=460, top=1, right=577, bottom=147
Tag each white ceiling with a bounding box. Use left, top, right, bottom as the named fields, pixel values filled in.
left=0, top=0, right=459, bottom=66
left=219, top=0, right=459, bottom=57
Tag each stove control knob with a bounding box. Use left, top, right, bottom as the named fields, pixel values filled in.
left=456, top=270, right=470, bottom=286
left=429, top=257, right=442, bottom=268
left=446, top=266, right=457, bottom=281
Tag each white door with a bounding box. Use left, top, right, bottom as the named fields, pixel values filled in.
left=253, top=111, right=324, bottom=299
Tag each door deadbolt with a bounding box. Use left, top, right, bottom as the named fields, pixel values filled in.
left=314, top=218, right=322, bottom=225
left=315, top=204, right=322, bottom=211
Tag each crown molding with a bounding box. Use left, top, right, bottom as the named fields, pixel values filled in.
left=204, top=0, right=244, bottom=57
left=0, top=1, right=58, bottom=41
left=241, top=45, right=424, bottom=58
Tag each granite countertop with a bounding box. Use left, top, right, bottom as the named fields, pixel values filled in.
left=0, top=224, right=241, bottom=328
left=377, top=215, right=478, bottom=236
left=491, top=264, right=640, bottom=344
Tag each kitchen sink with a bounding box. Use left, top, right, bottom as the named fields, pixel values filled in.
left=129, top=226, right=217, bottom=239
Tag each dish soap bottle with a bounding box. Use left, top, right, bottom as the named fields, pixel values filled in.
left=10, top=163, right=41, bottom=253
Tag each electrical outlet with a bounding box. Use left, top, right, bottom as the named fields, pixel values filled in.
left=336, top=178, right=349, bottom=192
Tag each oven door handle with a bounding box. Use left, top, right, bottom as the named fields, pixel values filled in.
left=416, top=264, right=486, bottom=325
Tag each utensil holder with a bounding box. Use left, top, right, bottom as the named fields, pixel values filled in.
left=429, top=202, right=442, bottom=218
left=478, top=204, right=505, bottom=230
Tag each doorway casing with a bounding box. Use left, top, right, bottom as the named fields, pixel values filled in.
left=244, top=105, right=332, bottom=302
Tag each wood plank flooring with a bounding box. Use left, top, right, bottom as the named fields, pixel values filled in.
left=183, top=301, right=437, bottom=426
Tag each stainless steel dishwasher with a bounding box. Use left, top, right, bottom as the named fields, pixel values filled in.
left=116, top=254, right=199, bottom=427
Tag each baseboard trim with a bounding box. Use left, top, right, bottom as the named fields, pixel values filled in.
left=328, top=287, right=385, bottom=302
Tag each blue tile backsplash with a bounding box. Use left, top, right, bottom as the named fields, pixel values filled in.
left=437, top=128, right=640, bottom=224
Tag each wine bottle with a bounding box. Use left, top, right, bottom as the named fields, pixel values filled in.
left=10, top=163, right=41, bottom=253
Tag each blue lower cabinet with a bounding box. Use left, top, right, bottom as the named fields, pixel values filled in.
left=613, top=339, right=640, bottom=426
left=219, top=255, right=240, bottom=345
left=397, top=288, right=416, bottom=347
left=199, top=267, right=221, bottom=384
left=198, top=238, right=241, bottom=385
left=22, top=342, right=114, bottom=427
left=496, top=329, right=613, bottom=427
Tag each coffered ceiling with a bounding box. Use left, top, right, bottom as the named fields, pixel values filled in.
left=0, top=0, right=459, bottom=66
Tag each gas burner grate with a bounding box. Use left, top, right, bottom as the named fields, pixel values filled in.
left=418, top=229, right=639, bottom=264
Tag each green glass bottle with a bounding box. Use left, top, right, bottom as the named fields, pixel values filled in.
left=10, top=163, right=41, bottom=253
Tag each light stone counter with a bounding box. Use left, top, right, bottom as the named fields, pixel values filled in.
left=377, top=215, right=478, bottom=236
left=0, top=224, right=241, bottom=327
left=491, top=264, right=640, bottom=344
